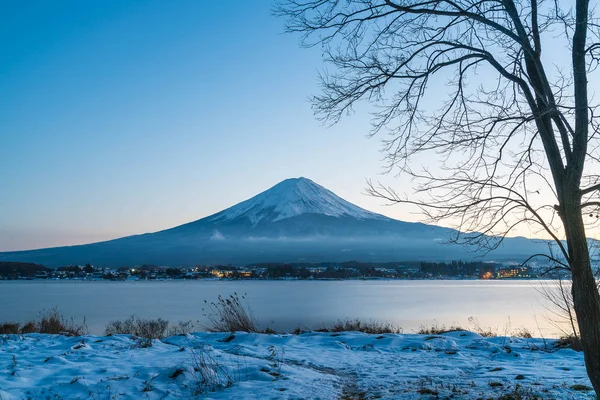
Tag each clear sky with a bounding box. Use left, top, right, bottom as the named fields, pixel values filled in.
left=1, top=0, right=424, bottom=251
left=3, top=0, right=585, bottom=251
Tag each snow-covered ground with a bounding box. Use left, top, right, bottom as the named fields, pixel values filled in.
left=0, top=331, right=594, bottom=399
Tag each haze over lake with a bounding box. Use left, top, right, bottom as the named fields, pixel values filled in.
left=1, top=280, right=565, bottom=337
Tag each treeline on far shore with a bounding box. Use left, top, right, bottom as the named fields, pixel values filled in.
left=0, top=262, right=51, bottom=279
left=0, top=260, right=548, bottom=280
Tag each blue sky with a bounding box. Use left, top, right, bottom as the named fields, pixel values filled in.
left=0, top=0, right=417, bottom=251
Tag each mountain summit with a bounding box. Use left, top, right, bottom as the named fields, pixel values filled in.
left=209, top=177, right=385, bottom=225
left=0, top=177, right=544, bottom=267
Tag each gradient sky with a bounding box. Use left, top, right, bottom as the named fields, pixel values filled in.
left=1, top=0, right=423, bottom=251
left=1, top=1, right=576, bottom=251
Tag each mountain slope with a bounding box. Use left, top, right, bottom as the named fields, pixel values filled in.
left=0, top=177, right=547, bottom=267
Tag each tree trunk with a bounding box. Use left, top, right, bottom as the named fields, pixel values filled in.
left=564, top=201, right=600, bottom=394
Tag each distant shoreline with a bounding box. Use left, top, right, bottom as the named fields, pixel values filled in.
left=0, top=276, right=555, bottom=282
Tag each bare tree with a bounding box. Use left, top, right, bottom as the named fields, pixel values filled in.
left=277, top=0, right=600, bottom=393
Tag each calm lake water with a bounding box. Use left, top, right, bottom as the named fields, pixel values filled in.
left=0, top=280, right=568, bottom=337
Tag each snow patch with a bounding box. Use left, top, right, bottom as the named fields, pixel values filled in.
left=210, top=230, right=226, bottom=241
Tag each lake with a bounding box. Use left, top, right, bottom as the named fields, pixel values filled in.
left=0, top=280, right=570, bottom=337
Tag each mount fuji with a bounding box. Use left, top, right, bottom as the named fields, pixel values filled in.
left=0, top=177, right=545, bottom=267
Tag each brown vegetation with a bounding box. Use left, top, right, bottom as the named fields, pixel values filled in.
left=104, top=316, right=194, bottom=339
left=0, top=322, right=21, bottom=335
left=202, top=293, right=257, bottom=333
left=417, top=324, right=467, bottom=335
left=0, top=308, right=86, bottom=336
left=315, top=319, right=402, bottom=334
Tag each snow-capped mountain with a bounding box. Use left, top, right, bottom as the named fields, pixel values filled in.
left=164, top=177, right=431, bottom=239
left=209, top=177, right=385, bottom=225
left=0, top=177, right=546, bottom=267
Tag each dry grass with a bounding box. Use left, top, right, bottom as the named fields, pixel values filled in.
left=38, top=308, right=87, bottom=335
left=511, top=327, right=533, bottom=339
left=418, top=319, right=537, bottom=339
left=105, top=316, right=167, bottom=339
left=554, top=334, right=583, bottom=351
left=466, top=317, right=498, bottom=337
left=167, top=321, right=195, bottom=336
left=20, top=321, right=37, bottom=333
left=0, top=322, right=21, bottom=334
left=417, top=323, right=467, bottom=335
left=291, top=326, right=305, bottom=335
left=315, top=319, right=402, bottom=334
left=202, top=293, right=257, bottom=333
left=190, top=343, right=236, bottom=394
left=0, top=308, right=87, bottom=336
left=104, top=316, right=194, bottom=339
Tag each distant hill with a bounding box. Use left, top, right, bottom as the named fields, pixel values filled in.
left=0, top=177, right=549, bottom=267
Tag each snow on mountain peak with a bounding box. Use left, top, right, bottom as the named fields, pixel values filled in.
left=212, top=177, right=386, bottom=225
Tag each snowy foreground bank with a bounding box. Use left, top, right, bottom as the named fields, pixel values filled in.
left=0, top=331, right=594, bottom=399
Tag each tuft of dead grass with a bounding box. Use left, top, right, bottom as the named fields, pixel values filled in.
left=38, top=308, right=87, bottom=336
left=202, top=293, right=257, bottom=333
left=511, top=327, right=533, bottom=339
left=104, top=316, right=194, bottom=339
left=417, top=323, right=467, bottom=335
left=316, top=319, right=402, bottom=334
left=20, top=321, right=37, bottom=333
left=554, top=334, right=583, bottom=351
left=0, top=322, right=21, bottom=334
